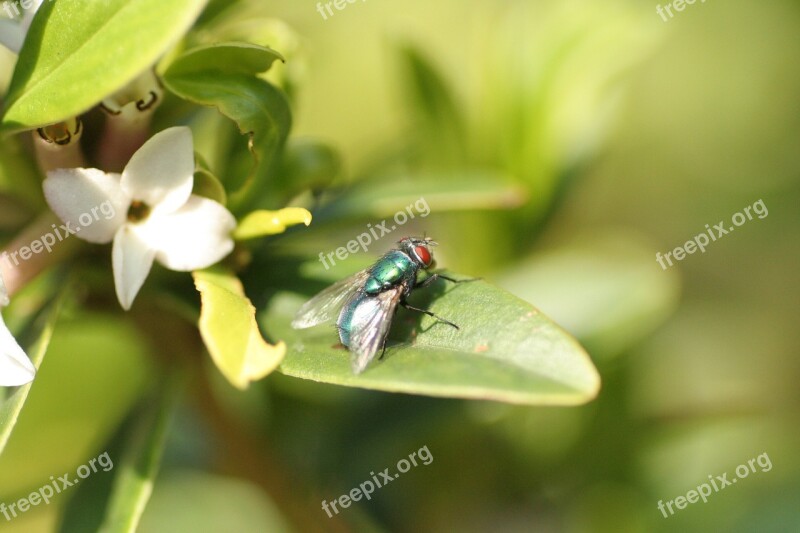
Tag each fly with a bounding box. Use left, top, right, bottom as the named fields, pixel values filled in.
left=292, top=237, right=471, bottom=373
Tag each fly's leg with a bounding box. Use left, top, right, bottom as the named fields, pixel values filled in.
left=379, top=337, right=389, bottom=360
left=416, top=273, right=480, bottom=288
left=407, top=272, right=476, bottom=329
left=379, top=319, right=395, bottom=360
left=401, top=302, right=459, bottom=330
left=415, top=274, right=439, bottom=289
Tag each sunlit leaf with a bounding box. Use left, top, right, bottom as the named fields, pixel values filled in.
left=262, top=276, right=600, bottom=405
left=234, top=208, right=312, bottom=241
left=2, top=0, right=208, bottom=132
left=194, top=268, right=285, bottom=389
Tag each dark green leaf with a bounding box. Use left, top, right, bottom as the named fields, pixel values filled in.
left=162, top=43, right=291, bottom=201
left=264, top=140, right=340, bottom=206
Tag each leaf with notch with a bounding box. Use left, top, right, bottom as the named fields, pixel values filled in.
left=162, top=43, right=290, bottom=200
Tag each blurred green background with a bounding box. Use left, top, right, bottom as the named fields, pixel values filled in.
left=2, top=0, right=799, bottom=531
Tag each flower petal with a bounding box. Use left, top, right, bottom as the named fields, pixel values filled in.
left=137, top=196, right=236, bottom=272
left=0, top=0, right=43, bottom=53
left=112, top=225, right=156, bottom=310
left=0, top=18, right=25, bottom=54
left=0, top=313, right=35, bottom=386
left=20, top=0, right=44, bottom=33
left=101, top=70, right=163, bottom=122
left=43, top=168, right=129, bottom=244
left=121, top=127, right=194, bottom=215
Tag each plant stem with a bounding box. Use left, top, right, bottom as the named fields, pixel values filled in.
left=96, top=113, right=152, bottom=172
left=0, top=213, right=82, bottom=298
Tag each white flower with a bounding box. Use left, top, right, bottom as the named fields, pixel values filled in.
left=44, top=127, right=236, bottom=310
left=0, top=0, right=43, bottom=53
left=100, top=70, right=164, bottom=123
left=0, top=271, right=35, bottom=386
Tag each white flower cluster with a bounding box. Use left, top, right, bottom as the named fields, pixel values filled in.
left=44, top=127, right=236, bottom=310
left=0, top=4, right=237, bottom=387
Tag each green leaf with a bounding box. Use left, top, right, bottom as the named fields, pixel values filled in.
left=0, top=136, right=44, bottom=210
left=97, top=375, right=183, bottom=533
left=399, top=45, right=466, bottom=164
left=194, top=268, right=285, bottom=389
left=193, top=164, right=228, bottom=205
left=262, top=277, right=600, bottom=405
left=161, top=42, right=284, bottom=77
left=264, top=140, right=340, bottom=206
left=0, top=286, right=64, bottom=455
left=2, top=0, right=208, bottom=132
left=314, top=171, right=527, bottom=224
left=191, top=6, right=304, bottom=98
left=162, top=43, right=291, bottom=200
left=233, top=208, right=312, bottom=241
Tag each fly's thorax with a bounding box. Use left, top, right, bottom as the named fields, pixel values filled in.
left=364, top=250, right=417, bottom=295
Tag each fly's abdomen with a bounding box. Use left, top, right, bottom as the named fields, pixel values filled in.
left=337, top=293, right=380, bottom=347
left=364, top=251, right=415, bottom=294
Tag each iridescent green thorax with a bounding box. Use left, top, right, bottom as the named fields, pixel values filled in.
left=363, top=250, right=418, bottom=295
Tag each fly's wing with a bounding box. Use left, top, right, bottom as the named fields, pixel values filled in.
left=349, top=287, right=403, bottom=374
left=291, top=269, right=370, bottom=329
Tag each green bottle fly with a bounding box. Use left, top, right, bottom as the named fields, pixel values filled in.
left=292, top=237, right=468, bottom=373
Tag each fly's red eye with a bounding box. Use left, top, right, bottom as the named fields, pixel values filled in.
left=414, top=245, right=432, bottom=266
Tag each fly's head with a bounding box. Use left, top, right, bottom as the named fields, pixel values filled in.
left=399, top=236, right=437, bottom=269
